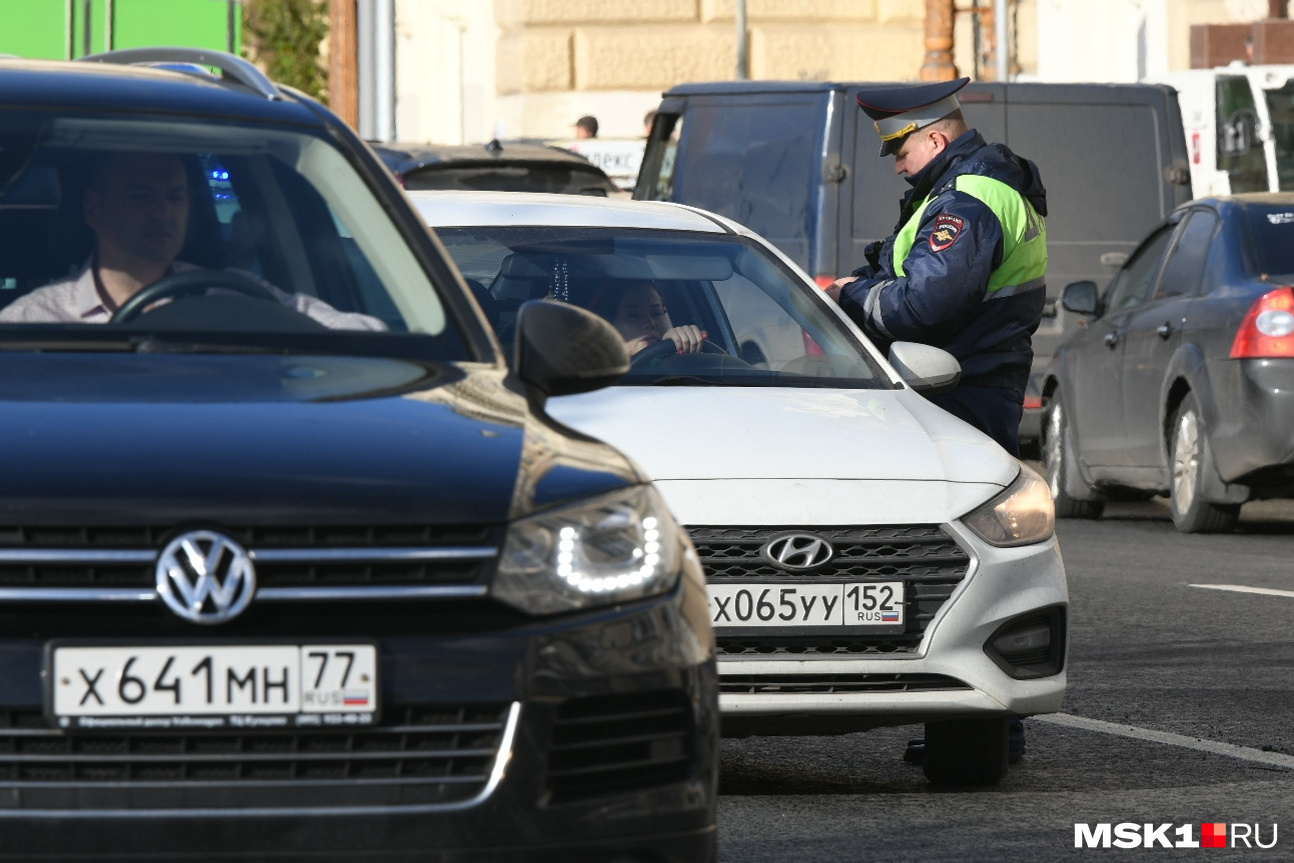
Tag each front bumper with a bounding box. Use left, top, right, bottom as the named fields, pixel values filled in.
left=0, top=572, right=718, bottom=861
left=708, top=522, right=1068, bottom=734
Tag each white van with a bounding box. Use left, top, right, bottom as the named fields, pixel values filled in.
left=1145, top=63, right=1294, bottom=197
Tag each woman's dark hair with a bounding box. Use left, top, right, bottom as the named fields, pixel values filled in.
left=587, top=279, right=659, bottom=321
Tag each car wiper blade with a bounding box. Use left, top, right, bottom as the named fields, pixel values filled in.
left=127, top=336, right=282, bottom=354
left=650, top=375, right=713, bottom=386
left=0, top=337, right=141, bottom=352
left=0, top=335, right=286, bottom=354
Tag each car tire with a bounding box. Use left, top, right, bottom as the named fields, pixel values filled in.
left=922, top=717, right=1009, bottom=787
left=1043, top=391, right=1105, bottom=519
left=1169, top=394, right=1240, bottom=534
left=1102, top=487, right=1155, bottom=502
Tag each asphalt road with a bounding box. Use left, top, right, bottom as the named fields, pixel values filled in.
left=716, top=496, right=1294, bottom=862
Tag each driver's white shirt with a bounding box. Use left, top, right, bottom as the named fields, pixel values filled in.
left=0, top=260, right=386, bottom=331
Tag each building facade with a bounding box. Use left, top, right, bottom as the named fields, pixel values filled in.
left=395, top=0, right=1041, bottom=144
left=1035, top=0, right=1286, bottom=82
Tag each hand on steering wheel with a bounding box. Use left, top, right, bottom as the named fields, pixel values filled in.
left=662, top=324, right=706, bottom=354
left=109, top=268, right=282, bottom=323
left=630, top=335, right=728, bottom=368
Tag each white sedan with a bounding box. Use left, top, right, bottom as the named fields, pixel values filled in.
left=411, top=190, right=1068, bottom=787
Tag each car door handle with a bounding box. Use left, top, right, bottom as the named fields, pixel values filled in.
left=1157, top=323, right=1173, bottom=339
left=1103, top=332, right=1119, bottom=348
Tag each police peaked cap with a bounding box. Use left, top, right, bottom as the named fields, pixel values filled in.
left=855, top=77, right=970, bottom=156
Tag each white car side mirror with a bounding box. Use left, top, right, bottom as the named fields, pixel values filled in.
left=888, top=341, right=961, bottom=395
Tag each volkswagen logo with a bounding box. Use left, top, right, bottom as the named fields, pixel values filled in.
left=155, top=530, right=256, bottom=624
left=760, top=532, right=834, bottom=571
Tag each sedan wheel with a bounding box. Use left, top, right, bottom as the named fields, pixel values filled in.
left=1169, top=396, right=1240, bottom=533
left=922, top=717, right=1009, bottom=787
left=1043, top=392, right=1104, bottom=519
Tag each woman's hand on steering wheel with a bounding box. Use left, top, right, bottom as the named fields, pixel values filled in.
left=663, top=324, right=706, bottom=354
left=630, top=332, right=728, bottom=368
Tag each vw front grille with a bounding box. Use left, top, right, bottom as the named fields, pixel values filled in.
left=0, top=702, right=517, bottom=811
left=0, top=524, right=499, bottom=603
left=545, top=690, right=695, bottom=803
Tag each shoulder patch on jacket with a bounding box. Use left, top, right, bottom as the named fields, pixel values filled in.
left=929, top=214, right=965, bottom=252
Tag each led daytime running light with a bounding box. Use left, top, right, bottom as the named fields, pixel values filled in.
left=555, top=518, right=662, bottom=594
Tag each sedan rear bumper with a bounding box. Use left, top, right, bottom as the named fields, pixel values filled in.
left=1205, top=358, right=1294, bottom=483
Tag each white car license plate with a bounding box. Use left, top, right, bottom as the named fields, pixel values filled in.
left=49, top=644, right=378, bottom=730
left=707, top=582, right=904, bottom=629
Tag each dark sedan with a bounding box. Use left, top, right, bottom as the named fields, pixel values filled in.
left=1043, top=193, right=1294, bottom=533
left=371, top=139, right=620, bottom=196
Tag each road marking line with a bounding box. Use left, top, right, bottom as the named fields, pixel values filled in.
left=1187, top=583, right=1294, bottom=599
left=1036, top=713, right=1294, bottom=769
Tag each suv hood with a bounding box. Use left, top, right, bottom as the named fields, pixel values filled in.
left=0, top=354, right=632, bottom=524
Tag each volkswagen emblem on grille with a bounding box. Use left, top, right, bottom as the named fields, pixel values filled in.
left=761, top=532, right=834, bottom=571
left=155, top=530, right=256, bottom=624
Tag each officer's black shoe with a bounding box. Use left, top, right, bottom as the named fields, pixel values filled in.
left=903, top=738, right=925, bottom=765
left=1009, top=717, right=1026, bottom=764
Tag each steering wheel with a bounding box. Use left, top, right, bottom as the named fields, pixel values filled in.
left=630, top=338, right=727, bottom=368
left=110, top=269, right=282, bottom=324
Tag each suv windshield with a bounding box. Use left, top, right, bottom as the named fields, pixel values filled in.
left=435, top=226, right=888, bottom=388
left=0, top=111, right=468, bottom=358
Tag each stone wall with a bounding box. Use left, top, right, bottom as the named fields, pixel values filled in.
left=490, top=0, right=1023, bottom=140
left=393, top=1, right=1043, bottom=144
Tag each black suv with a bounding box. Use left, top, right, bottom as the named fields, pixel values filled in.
left=0, top=49, right=716, bottom=861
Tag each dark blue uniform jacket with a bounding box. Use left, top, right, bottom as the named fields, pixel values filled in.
left=838, top=130, right=1048, bottom=393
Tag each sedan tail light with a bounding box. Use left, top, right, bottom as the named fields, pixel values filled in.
left=1230, top=287, right=1294, bottom=358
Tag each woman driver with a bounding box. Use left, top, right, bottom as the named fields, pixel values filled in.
left=600, top=281, right=706, bottom=357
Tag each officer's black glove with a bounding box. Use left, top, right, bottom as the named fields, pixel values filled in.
left=863, top=239, right=883, bottom=271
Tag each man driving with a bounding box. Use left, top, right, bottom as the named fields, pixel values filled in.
left=0, top=151, right=384, bottom=329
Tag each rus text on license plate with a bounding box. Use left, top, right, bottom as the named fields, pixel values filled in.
left=707, top=582, right=904, bottom=629
left=49, top=644, right=378, bottom=731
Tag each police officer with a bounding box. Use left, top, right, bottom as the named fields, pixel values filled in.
left=825, top=77, right=1046, bottom=768
left=825, top=76, right=1048, bottom=459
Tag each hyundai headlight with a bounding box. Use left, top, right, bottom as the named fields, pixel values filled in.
left=493, top=485, right=683, bottom=614
left=963, top=463, right=1055, bottom=547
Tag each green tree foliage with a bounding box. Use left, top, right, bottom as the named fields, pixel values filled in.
left=242, top=0, right=329, bottom=102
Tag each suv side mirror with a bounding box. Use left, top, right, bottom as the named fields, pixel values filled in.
left=514, top=300, right=629, bottom=399
left=888, top=341, right=961, bottom=395
left=1060, top=280, right=1099, bottom=316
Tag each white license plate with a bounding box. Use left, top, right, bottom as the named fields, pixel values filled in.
left=707, top=582, right=904, bottom=629
left=49, top=644, right=378, bottom=730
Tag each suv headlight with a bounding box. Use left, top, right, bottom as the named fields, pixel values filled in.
left=493, top=485, right=683, bottom=614
left=962, top=463, right=1055, bottom=547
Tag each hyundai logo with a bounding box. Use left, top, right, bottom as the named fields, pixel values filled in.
left=761, top=533, right=834, bottom=571
left=155, top=530, right=256, bottom=624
